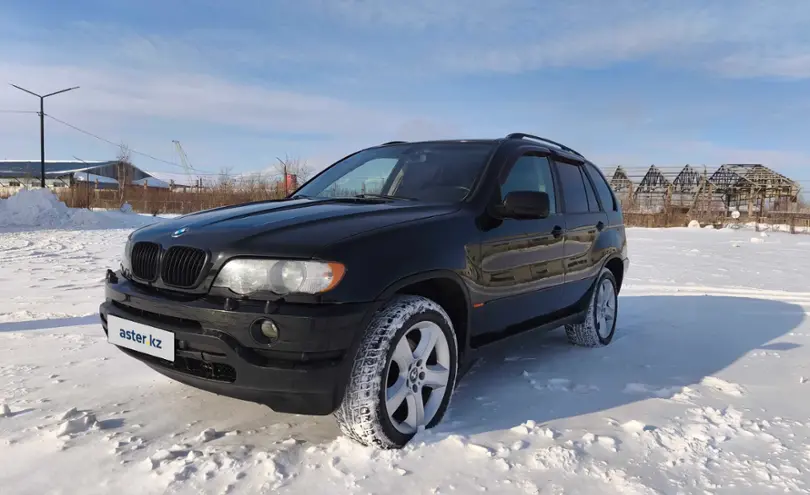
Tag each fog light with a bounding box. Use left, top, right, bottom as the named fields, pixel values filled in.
left=260, top=320, right=279, bottom=340
left=251, top=318, right=279, bottom=345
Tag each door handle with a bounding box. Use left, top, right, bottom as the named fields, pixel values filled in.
left=551, top=225, right=563, bottom=238
left=596, top=221, right=605, bottom=232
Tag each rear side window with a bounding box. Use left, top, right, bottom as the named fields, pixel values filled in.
left=580, top=168, right=600, bottom=212
left=555, top=161, right=589, bottom=213
left=585, top=163, right=617, bottom=211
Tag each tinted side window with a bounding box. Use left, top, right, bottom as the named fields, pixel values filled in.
left=585, top=163, right=616, bottom=211
left=555, top=161, right=589, bottom=213
left=581, top=168, right=600, bottom=212
left=500, top=155, right=557, bottom=214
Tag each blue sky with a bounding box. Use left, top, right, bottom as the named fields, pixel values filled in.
left=2, top=0, right=810, bottom=186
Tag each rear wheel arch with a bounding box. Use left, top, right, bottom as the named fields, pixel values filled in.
left=603, top=256, right=625, bottom=292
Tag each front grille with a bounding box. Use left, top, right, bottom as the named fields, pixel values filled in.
left=161, top=246, right=207, bottom=288
left=131, top=242, right=160, bottom=281
left=176, top=358, right=237, bottom=383
left=122, top=349, right=237, bottom=383
left=111, top=300, right=201, bottom=330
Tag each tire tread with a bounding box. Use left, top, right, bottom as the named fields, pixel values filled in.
left=565, top=268, right=617, bottom=347
left=334, top=294, right=457, bottom=449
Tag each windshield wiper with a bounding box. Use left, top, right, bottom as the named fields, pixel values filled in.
left=353, top=193, right=417, bottom=201
left=289, top=194, right=417, bottom=203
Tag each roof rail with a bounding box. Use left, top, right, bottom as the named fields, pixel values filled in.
left=505, top=133, right=584, bottom=158
left=381, top=140, right=408, bottom=146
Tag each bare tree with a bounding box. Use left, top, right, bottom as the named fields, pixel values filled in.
left=117, top=141, right=133, bottom=202
left=797, top=194, right=809, bottom=213
left=117, top=141, right=132, bottom=164
left=218, top=166, right=235, bottom=189
left=271, top=154, right=313, bottom=196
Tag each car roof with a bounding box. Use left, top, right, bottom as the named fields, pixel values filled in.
left=373, top=133, right=586, bottom=159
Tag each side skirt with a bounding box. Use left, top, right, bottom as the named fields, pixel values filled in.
left=458, top=307, right=588, bottom=383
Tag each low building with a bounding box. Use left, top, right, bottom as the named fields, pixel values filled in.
left=0, top=160, right=168, bottom=194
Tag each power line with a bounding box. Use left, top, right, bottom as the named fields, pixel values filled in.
left=0, top=109, right=39, bottom=114
left=29, top=114, right=810, bottom=186
left=43, top=113, right=219, bottom=174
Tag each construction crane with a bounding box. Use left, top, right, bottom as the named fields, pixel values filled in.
left=172, top=140, right=197, bottom=190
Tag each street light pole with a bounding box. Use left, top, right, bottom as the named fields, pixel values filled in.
left=9, top=83, right=80, bottom=188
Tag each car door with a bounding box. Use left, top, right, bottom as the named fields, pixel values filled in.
left=473, top=151, right=567, bottom=341
left=553, top=158, right=610, bottom=306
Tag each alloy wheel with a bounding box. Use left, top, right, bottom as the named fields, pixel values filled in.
left=384, top=320, right=451, bottom=434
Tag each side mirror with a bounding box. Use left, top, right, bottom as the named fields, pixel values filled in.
left=499, top=190, right=550, bottom=219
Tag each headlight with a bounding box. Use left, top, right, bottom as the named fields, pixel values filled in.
left=212, top=259, right=346, bottom=295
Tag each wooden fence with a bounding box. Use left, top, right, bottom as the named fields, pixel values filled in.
left=36, top=184, right=810, bottom=234
left=57, top=184, right=289, bottom=215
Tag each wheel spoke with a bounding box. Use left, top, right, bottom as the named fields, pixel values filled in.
left=413, top=324, right=440, bottom=361
left=386, top=376, right=409, bottom=413
left=404, top=391, right=426, bottom=429
left=597, top=316, right=607, bottom=336
left=392, top=338, right=414, bottom=370
left=423, top=364, right=449, bottom=388
left=384, top=317, right=453, bottom=436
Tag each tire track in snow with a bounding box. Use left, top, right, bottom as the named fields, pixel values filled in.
left=0, top=232, right=87, bottom=262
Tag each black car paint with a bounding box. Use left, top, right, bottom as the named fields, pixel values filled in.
left=100, top=136, right=629, bottom=415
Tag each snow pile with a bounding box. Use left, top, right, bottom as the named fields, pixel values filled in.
left=0, top=189, right=157, bottom=229
left=687, top=219, right=701, bottom=228
left=56, top=408, right=98, bottom=437
left=119, top=202, right=133, bottom=214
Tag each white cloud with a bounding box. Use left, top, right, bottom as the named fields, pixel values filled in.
left=713, top=51, right=810, bottom=80
left=307, top=0, right=810, bottom=79
left=0, top=62, right=393, bottom=135
left=3, top=1, right=810, bottom=177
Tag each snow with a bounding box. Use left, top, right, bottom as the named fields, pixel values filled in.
left=74, top=173, right=119, bottom=185
left=132, top=177, right=171, bottom=188
left=0, top=189, right=159, bottom=230
left=2, top=211, right=810, bottom=493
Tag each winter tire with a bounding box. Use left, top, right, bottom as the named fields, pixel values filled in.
left=334, top=294, right=459, bottom=449
left=565, top=267, right=618, bottom=347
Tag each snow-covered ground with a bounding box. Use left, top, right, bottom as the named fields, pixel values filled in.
left=2, top=192, right=810, bottom=494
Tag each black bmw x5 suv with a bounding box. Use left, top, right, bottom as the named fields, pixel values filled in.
left=100, top=133, right=629, bottom=449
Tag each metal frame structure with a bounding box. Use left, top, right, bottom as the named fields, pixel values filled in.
left=598, top=163, right=800, bottom=217
left=706, top=164, right=800, bottom=214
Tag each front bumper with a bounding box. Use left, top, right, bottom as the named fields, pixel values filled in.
left=99, top=271, right=374, bottom=415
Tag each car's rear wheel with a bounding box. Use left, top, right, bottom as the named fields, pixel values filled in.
left=334, top=294, right=458, bottom=449
left=565, top=267, right=618, bottom=347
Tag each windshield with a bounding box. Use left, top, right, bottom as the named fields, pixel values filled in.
left=293, top=142, right=496, bottom=202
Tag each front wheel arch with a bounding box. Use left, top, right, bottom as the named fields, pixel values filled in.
left=375, top=270, right=473, bottom=355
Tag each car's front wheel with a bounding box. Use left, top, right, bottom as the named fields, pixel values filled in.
left=334, top=294, right=458, bottom=449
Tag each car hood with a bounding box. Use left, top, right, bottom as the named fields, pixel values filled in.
left=131, top=197, right=457, bottom=258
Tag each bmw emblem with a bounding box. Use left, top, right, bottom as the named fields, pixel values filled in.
left=172, top=226, right=189, bottom=238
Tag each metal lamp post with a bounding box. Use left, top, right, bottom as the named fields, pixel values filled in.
left=9, top=83, right=80, bottom=188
